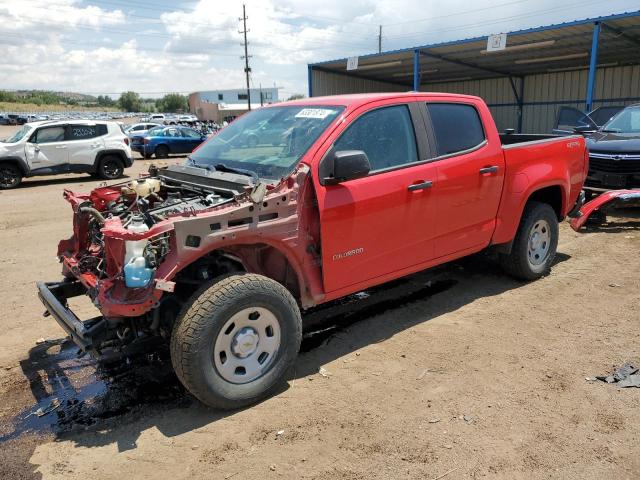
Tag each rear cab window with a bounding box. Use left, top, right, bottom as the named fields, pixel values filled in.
left=334, top=104, right=419, bottom=172
left=426, top=103, right=486, bottom=156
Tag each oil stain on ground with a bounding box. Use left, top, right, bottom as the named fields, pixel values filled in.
left=0, top=272, right=458, bottom=443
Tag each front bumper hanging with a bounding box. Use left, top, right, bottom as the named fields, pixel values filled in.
left=37, top=280, right=106, bottom=352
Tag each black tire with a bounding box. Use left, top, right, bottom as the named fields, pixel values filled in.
left=499, top=201, right=558, bottom=281
left=171, top=274, right=302, bottom=410
left=97, top=156, right=124, bottom=180
left=155, top=145, right=169, bottom=159
left=0, top=163, right=23, bottom=189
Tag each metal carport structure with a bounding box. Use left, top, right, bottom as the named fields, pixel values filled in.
left=308, top=11, right=640, bottom=133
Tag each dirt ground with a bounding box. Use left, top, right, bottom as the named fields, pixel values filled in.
left=0, top=122, right=639, bottom=479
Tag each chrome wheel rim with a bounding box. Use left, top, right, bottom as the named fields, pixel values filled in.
left=213, top=307, right=281, bottom=384
left=528, top=219, right=551, bottom=266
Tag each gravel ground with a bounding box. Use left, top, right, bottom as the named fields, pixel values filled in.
left=0, top=123, right=639, bottom=480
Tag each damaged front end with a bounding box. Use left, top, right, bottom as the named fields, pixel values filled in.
left=570, top=189, right=640, bottom=231
left=38, top=164, right=313, bottom=357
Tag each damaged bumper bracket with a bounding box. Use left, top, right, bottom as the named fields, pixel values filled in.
left=37, top=280, right=106, bottom=352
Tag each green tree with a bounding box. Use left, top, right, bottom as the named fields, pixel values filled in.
left=118, top=91, right=142, bottom=112
left=156, top=93, right=188, bottom=113
left=286, top=94, right=305, bottom=101
left=97, top=95, right=115, bottom=107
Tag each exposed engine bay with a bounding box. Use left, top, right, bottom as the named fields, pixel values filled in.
left=44, top=162, right=309, bottom=357
left=72, top=165, right=253, bottom=284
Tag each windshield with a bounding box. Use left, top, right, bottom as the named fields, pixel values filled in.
left=602, top=106, right=640, bottom=133
left=189, top=105, right=344, bottom=181
left=4, top=125, right=31, bottom=143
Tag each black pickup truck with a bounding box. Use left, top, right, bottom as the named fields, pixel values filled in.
left=554, top=104, right=640, bottom=193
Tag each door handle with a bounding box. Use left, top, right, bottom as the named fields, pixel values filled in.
left=408, top=180, right=433, bottom=191
left=55, top=145, right=68, bottom=149
left=479, top=166, right=499, bottom=174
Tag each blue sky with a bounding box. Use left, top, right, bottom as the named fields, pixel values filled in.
left=1, top=0, right=639, bottom=100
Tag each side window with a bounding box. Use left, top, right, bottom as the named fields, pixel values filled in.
left=182, top=128, right=201, bottom=139
left=426, top=103, right=485, bottom=156
left=167, top=128, right=180, bottom=137
left=334, top=105, right=418, bottom=172
left=32, top=126, right=65, bottom=143
left=68, top=125, right=100, bottom=140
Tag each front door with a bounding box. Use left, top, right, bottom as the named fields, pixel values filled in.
left=181, top=128, right=204, bottom=153
left=315, top=103, right=438, bottom=294
left=24, top=125, right=68, bottom=172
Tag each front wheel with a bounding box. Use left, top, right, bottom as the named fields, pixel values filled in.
left=170, top=274, right=302, bottom=410
left=0, top=163, right=23, bottom=189
left=500, top=201, right=558, bottom=280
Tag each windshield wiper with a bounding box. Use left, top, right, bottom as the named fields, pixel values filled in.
left=186, top=157, right=211, bottom=169
left=214, top=163, right=259, bottom=184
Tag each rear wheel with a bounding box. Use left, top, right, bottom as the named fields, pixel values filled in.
left=155, top=145, right=169, bottom=159
left=97, top=156, right=124, bottom=180
left=0, top=163, right=23, bottom=189
left=500, top=201, right=558, bottom=280
left=171, top=274, right=302, bottom=410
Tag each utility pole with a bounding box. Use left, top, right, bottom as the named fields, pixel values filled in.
left=239, top=4, right=252, bottom=111
left=378, top=25, right=382, bottom=53
left=259, top=82, right=264, bottom=106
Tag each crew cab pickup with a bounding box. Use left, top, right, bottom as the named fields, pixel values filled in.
left=38, top=93, right=587, bottom=409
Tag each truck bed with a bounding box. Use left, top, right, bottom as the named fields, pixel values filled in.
left=499, top=133, right=563, bottom=146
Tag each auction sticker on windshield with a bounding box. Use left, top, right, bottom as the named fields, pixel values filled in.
left=295, top=108, right=334, bottom=120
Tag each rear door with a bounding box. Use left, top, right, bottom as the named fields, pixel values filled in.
left=315, top=101, right=438, bottom=294
left=24, top=125, right=68, bottom=171
left=424, top=102, right=505, bottom=258
left=66, top=124, right=107, bottom=169
left=165, top=127, right=183, bottom=152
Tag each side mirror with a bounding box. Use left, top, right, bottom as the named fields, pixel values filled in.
left=321, top=149, right=371, bottom=185
left=573, top=125, right=597, bottom=135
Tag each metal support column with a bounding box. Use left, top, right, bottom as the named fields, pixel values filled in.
left=413, top=49, right=421, bottom=92
left=518, top=77, right=525, bottom=133
left=308, top=65, right=313, bottom=98
left=586, top=21, right=601, bottom=112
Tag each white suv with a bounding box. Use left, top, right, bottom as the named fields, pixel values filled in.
left=0, top=120, right=133, bottom=189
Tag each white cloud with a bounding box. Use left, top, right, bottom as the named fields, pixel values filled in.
left=0, top=0, right=639, bottom=99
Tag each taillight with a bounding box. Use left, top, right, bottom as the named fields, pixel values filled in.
left=124, top=137, right=129, bottom=145
left=143, top=138, right=150, bottom=145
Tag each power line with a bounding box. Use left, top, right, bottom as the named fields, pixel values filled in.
left=382, top=0, right=604, bottom=41
left=239, top=4, right=252, bottom=111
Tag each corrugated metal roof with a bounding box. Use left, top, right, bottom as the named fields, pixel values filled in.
left=309, top=10, right=640, bottom=86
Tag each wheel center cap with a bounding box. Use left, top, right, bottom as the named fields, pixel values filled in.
left=231, top=327, right=259, bottom=358
left=531, top=231, right=542, bottom=250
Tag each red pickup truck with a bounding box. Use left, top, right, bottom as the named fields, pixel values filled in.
left=38, top=93, right=587, bottom=409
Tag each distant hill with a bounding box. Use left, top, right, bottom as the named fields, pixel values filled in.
left=0, top=90, right=99, bottom=105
